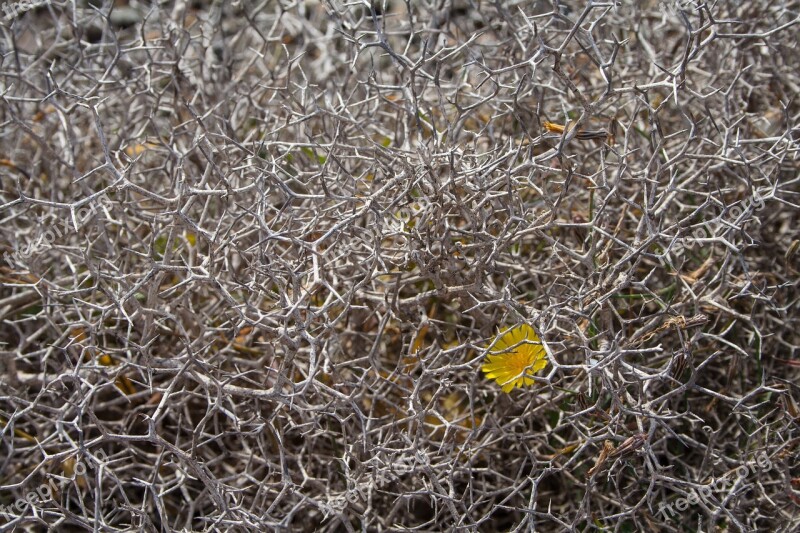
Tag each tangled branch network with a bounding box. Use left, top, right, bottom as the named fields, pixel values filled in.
left=1, top=0, right=799, bottom=531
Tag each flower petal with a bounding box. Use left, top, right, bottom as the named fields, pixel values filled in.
left=481, top=324, right=549, bottom=392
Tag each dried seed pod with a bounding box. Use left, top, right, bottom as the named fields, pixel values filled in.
left=609, top=433, right=648, bottom=459
left=543, top=121, right=610, bottom=141
left=587, top=440, right=616, bottom=478
left=670, top=349, right=691, bottom=378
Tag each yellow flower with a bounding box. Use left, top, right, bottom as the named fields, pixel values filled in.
left=481, top=324, right=548, bottom=393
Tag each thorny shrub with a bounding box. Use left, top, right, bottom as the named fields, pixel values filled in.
left=1, top=1, right=799, bottom=531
